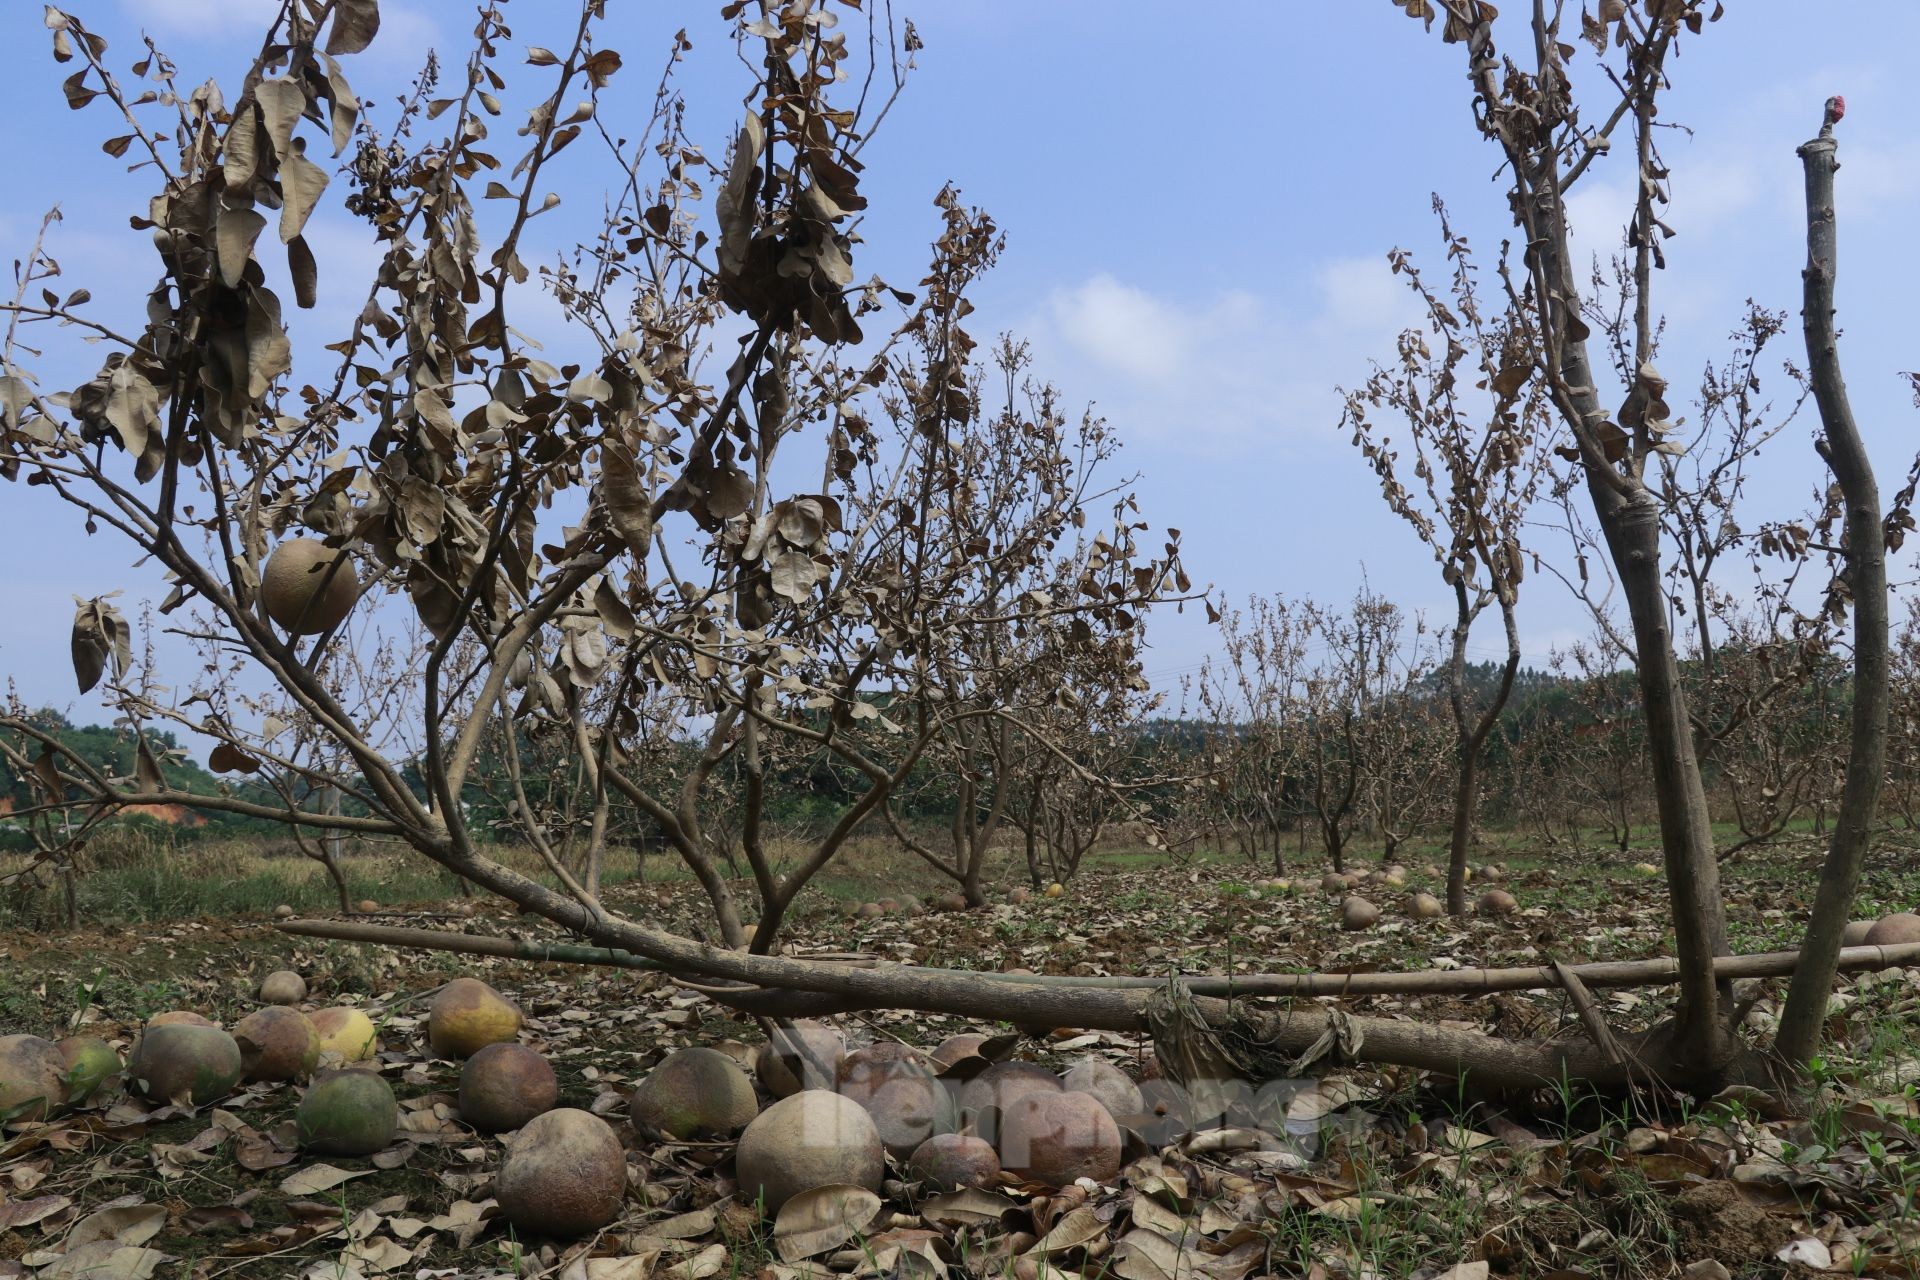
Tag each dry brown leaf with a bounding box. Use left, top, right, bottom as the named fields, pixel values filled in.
left=773, top=1185, right=882, bottom=1262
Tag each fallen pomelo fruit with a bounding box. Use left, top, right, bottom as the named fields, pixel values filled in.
left=258, top=970, right=307, bottom=1005
left=459, top=1042, right=557, bottom=1133
left=427, top=977, right=522, bottom=1059
left=234, top=1006, right=321, bottom=1082
left=129, top=1024, right=243, bottom=1106
left=736, top=1090, right=883, bottom=1214
left=999, top=1089, right=1121, bottom=1186
left=495, top=1108, right=627, bottom=1237
left=310, top=1007, right=378, bottom=1063
left=907, top=1132, right=1000, bottom=1190
left=0, top=1035, right=68, bottom=1123
left=55, top=1035, right=121, bottom=1106
left=630, top=1046, right=758, bottom=1139
left=755, top=1022, right=845, bottom=1098
left=297, top=1068, right=398, bottom=1156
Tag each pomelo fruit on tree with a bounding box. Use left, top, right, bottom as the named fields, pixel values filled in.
left=261, top=538, right=360, bottom=634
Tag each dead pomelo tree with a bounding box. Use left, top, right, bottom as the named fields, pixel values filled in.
left=0, top=0, right=1909, bottom=1100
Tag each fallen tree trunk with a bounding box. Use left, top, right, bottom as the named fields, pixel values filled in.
left=275, top=918, right=875, bottom=974
left=277, top=915, right=1920, bottom=1091
left=278, top=918, right=1920, bottom=998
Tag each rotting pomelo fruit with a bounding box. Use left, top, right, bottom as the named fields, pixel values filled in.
left=1341, top=896, right=1380, bottom=930
left=1059, top=1058, right=1142, bottom=1123
left=0, top=1035, right=68, bottom=1122
left=495, top=1107, right=627, bottom=1237
left=459, top=1042, right=557, bottom=1133
left=999, top=1089, right=1122, bottom=1187
left=55, top=1035, right=121, bottom=1106
left=311, top=1007, right=378, bottom=1064
left=929, top=1032, right=990, bottom=1072
left=629, top=1046, right=757, bottom=1139
left=129, top=1023, right=243, bottom=1106
left=1866, top=912, right=1920, bottom=946
left=1407, top=892, right=1444, bottom=920
left=1477, top=889, right=1519, bottom=918
left=427, top=977, right=521, bottom=1059
left=234, top=1006, right=321, bottom=1083
left=262, top=537, right=360, bottom=635
left=755, top=1021, right=845, bottom=1098
left=959, top=1060, right=1061, bottom=1145
left=148, top=1010, right=217, bottom=1029
left=837, top=1043, right=955, bottom=1158
left=908, top=1132, right=1001, bottom=1190
left=258, top=970, right=307, bottom=1005
left=296, top=1068, right=398, bottom=1156
left=735, top=1089, right=884, bottom=1214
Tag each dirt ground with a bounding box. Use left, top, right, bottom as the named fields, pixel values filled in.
left=4, top=844, right=1920, bottom=1279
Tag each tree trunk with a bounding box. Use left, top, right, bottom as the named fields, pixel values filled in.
left=1776, top=103, right=1889, bottom=1069
left=1445, top=747, right=1479, bottom=916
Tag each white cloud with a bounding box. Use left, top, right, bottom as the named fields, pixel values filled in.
left=1027, top=257, right=1422, bottom=453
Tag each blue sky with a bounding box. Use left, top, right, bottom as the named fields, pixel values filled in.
left=4, top=0, right=1919, bottom=722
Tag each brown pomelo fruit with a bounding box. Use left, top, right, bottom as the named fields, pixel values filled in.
left=234, top=1006, right=322, bottom=1082
left=273, top=904, right=295, bottom=920
left=148, top=1010, right=217, bottom=1029
left=1406, top=892, right=1444, bottom=920
left=296, top=1068, right=398, bottom=1156
left=837, top=1044, right=954, bottom=1158
left=1320, top=871, right=1349, bottom=894
left=934, top=892, right=970, bottom=913
left=1008, top=886, right=1032, bottom=904
left=1477, top=889, right=1519, bottom=917
left=0, top=1035, right=67, bottom=1122
left=496, top=1108, right=627, bottom=1237
left=1478, top=863, right=1506, bottom=883
left=755, top=1022, right=845, bottom=1098
left=1059, top=1058, right=1142, bottom=1123
left=960, top=1060, right=1062, bottom=1145
left=1866, top=912, right=1920, bottom=946
left=355, top=898, right=380, bottom=914
left=630, top=1046, right=758, bottom=1139
left=907, top=1132, right=1001, bottom=1190
left=1130, top=1078, right=1191, bottom=1146
left=427, top=977, right=521, bottom=1059
left=1341, top=896, right=1380, bottom=931
left=929, top=1033, right=990, bottom=1072
left=262, top=538, right=360, bottom=635
left=735, top=1090, right=884, bottom=1215
left=310, top=1007, right=378, bottom=1063
left=129, top=1023, right=243, bottom=1105
left=856, top=902, right=884, bottom=920
left=55, top=1035, right=121, bottom=1106
left=459, top=1042, right=558, bottom=1133
left=258, top=969, right=307, bottom=1005
left=999, top=1090, right=1122, bottom=1186
left=1843, top=920, right=1874, bottom=946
